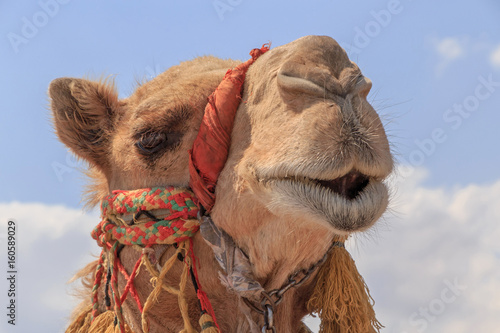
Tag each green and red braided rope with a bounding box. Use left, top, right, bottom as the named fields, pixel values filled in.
left=100, top=187, right=199, bottom=216
left=92, top=186, right=200, bottom=248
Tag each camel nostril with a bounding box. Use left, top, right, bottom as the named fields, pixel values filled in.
left=277, top=72, right=327, bottom=97
left=316, top=171, right=369, bottom=199
left=277, top=62, right=344, bottom=98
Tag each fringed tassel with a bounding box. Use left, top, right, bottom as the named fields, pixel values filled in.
left=65, top=305, right=93, bottom=333
left=199, top=313, right=220, bottom=333
left=89, top=311, right=132, bottom=333
left=307, top=238, right=383, bottom=333
left=67, top=308, right=129, bottom=333
left=89, top=310, right=115, bottom=332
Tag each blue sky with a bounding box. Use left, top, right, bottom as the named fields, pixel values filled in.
left=0, top=1, right=499, bottom=332
left=1, top=1, right=500, bottom=205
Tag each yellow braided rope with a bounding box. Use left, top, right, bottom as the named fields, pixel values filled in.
left=141, top=240, right=196, bottom=333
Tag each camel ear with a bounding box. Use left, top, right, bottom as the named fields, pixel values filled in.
left=49, top=77, right=119, bottom=170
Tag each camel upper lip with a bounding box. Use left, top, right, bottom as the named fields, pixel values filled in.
left=262, top=170, right=373, bottom=200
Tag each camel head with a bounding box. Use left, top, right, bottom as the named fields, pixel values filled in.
left=50, top=35, right=392, bottom=332
left=212, top=35, right=393, bottom=281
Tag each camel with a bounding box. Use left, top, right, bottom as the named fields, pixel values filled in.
left=50, top=35, right=393, bottom=333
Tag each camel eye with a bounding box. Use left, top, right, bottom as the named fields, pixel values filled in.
left=135, top=132, right=168, bottom=155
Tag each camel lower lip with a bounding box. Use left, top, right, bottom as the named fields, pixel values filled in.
left=262, top=177, right=389, bottom=233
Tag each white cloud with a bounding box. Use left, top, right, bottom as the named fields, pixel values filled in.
left=347, top=167, right=500, bottom=333
left=430, top=36, right=500, bottom=75
left=436, top=37, right=464, bottom=60
left=490, top=44, right=500, bottom=69
left=1, top=202, right=97, bottom=249
left=432, top=37, right=466, bottom=76
left=2, top=173, right=500, bottom=333
left=0, top=202, right=99, bottom=332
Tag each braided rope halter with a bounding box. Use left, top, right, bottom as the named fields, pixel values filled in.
left=88, top=187, right=218, bottom=333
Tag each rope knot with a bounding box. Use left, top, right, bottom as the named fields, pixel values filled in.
left=250, top=43, right=271, bottom=60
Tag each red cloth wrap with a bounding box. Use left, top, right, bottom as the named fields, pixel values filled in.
left=189, top=45, right=269, bottom=212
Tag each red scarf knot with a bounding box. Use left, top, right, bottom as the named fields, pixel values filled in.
left=189, top=43, right=270, bottom=212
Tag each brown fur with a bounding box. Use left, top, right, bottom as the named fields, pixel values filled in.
left=51, top=36, right=393, bottom=332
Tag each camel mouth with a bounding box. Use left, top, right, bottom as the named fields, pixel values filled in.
left=271, top=170, right=372, bottom=201
left=314, top=171, right=370, bottom=200
left=259, top=170, right=389, bottom=234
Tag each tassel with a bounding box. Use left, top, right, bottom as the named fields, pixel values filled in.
left=78, top=312, right=93, bottom=333
left=104, top=322, right=129, bottom=333
left=65, top=305, right=92, bottom=333
left=199, top=313, right=220, bottom=333
left=307, top=238, right=383, bottom=333
left=104, top=324, right=116, bottom=333
left=88, top=310, right=115, bottom=333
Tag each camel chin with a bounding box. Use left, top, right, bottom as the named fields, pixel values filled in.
left=257, top=171, right=389, bottom=235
